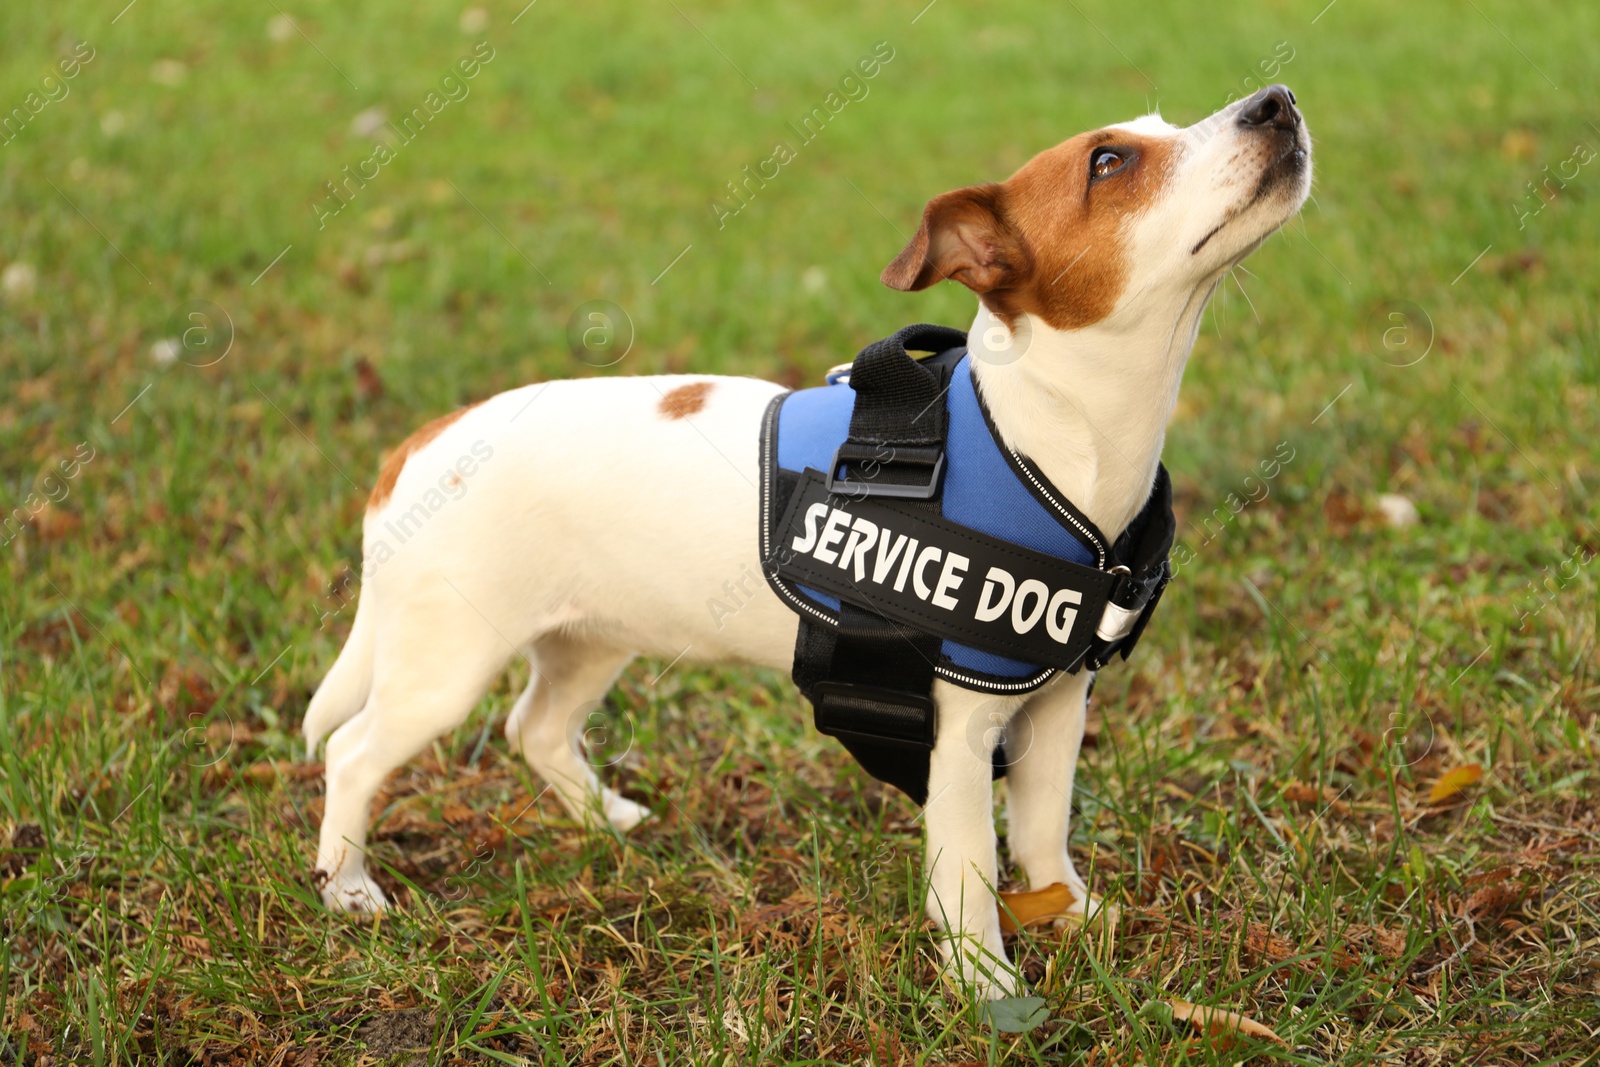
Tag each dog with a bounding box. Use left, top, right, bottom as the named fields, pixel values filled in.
left=303, top=84, right=1311, bottom=998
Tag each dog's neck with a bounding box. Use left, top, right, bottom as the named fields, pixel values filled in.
left=967, top=285, right=1214, bottom=542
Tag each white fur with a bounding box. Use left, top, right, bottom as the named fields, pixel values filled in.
left=304, top=93, right=1311, bottom=999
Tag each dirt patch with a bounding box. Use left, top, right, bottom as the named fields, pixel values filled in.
left=1, top=823, right=45, bottom=878
left=358, top=1008, right=436, bottom=1059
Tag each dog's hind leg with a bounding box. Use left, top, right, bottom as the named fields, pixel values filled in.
left=303, top=588, right=376, bottom=759
left=504, top=633, right=647, bottom=833
left=314, top=603, right=510, bottom=913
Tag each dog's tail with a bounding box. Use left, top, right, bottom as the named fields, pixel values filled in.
left=303, top=587, right=376, bottom=759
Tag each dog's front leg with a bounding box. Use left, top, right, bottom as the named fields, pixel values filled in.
left=1004, top=670, right=1109, bottom=926
left=924, top=682, right=1022, bottom=999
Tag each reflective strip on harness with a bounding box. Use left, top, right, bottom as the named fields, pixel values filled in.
left=1095, top=599, right=1143, bottom=642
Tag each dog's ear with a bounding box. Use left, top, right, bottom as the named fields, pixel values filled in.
left=881, top=183, right=1030, bottom=294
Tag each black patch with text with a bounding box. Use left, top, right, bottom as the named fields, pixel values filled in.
left=767, top=470, right=1114, bottom=671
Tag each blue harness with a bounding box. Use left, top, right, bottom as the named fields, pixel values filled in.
left=759, top=324, right=1173, bottom=800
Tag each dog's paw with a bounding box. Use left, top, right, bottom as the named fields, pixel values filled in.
left=1051, top=888, right=1119, bottom=936
left=950, top=955, right=1024, bottom=1002
left=940, top=936, right=1024, bottom=1001
left=316, top=868, right=389, bottom=914
left=603, top=794, right=652, bottom=834
left=970, top=967, right=1025, bottom=1002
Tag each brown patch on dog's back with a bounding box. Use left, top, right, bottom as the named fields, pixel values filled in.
left=367, top=402, right=482, bottom=512
left=658, top=381, right=713, bottom=419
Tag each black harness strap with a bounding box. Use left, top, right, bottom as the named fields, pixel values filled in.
left=790, top=324, right=966, bottom=804
left=1084, top=465, right=1174, bottom=671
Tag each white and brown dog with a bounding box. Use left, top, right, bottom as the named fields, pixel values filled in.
left=304, top=86, right=1310, bottom=997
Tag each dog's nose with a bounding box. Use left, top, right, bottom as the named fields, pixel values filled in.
left=1239, top=84, right=1300, bottom=130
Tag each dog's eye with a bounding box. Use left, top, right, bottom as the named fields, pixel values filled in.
left=1090, top=148, right=1126, bottom=180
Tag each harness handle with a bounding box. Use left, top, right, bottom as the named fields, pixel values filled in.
left=845, top=323, right=969, bottom=447
left=826, top=324, right=968, bottom=501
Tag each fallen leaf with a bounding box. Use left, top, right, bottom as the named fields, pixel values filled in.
left=1428, top=764, right=1483, bottom=805
left=1282, top=781, right=1321, bottom=804
left=865, top=1019, right=904, bottom=1064
left=1460, top=879, right=1526, bottom=921
left=997, top=882, right=1076, bottom=934
left=1344, top=923, right=1407, bottom=958
left=469, top=825, right=505, bottom=853
left=1322, top=488, right=1367, bottom=532
left=179, top=934, right=213, bottom=959
left=1500, top=128, right=1538, bottom=160
left=33, top=505, right=81, bottom=542
left=244, top=762, right=280, bottom=784
left=1242, top=923, right=1300, bottom=964
left=354, top=356, right=385, bottom=402
left=1166, top=999, right=1288, bottom=1048
left=1280, top=781, right=1348, bottom=813
left=982, top=996, right=1049, bottom=1033
left=233, top=759, right=321, bottom=787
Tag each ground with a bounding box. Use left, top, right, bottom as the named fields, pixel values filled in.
left=1, top=0, right=1598, bottom=1063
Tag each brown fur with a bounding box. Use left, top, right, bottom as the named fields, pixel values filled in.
left=658, top=381, right=713, bottom=419
left=367, top=403, right=481, bottom=512
left=882, top=129, right=1177, bottom=331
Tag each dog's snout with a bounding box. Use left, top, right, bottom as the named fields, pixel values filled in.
left=1238, top=84, right=1300, bottom=130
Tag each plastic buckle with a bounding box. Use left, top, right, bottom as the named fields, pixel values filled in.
left=812, top=681, right=937, bottom=749
left=824, top=442, right=945, bottom=500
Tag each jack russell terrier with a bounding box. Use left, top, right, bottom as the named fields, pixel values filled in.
left=303, top=84, right=1310, bottom=998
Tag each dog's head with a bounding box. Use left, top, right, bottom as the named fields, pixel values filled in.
left=882, top=85, right=1312, bottom=332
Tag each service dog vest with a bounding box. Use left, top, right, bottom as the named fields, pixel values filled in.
left=760, top=325, right=1174, bottom=802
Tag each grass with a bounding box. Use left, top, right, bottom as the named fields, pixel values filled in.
left=2, top=0, right=1598, bottom=1061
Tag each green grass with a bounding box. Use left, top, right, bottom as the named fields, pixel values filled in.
left=3, top=0, right=1599, bottom=1061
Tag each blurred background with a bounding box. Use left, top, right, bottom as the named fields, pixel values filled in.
left=2, top=0, right=1597, bottom=1061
